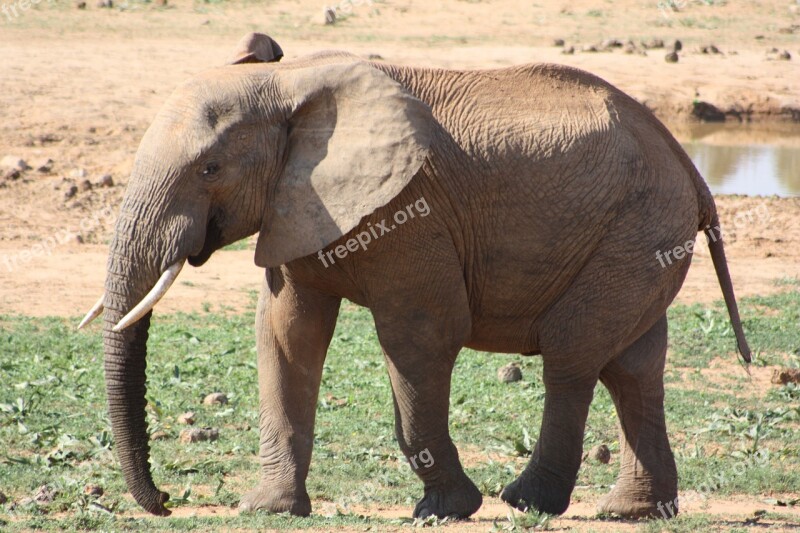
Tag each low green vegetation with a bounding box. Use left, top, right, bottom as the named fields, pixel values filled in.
left=1, top=290, right=799, bottom=531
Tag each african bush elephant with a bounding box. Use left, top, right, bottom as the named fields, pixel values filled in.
left=80, top=35, right=750, bottom=520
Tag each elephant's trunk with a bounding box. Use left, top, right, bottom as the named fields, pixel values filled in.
left=100, top=184, right=180, bottom=516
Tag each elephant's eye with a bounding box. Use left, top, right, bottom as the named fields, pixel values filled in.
left=201, top=162, right=221, bottom=180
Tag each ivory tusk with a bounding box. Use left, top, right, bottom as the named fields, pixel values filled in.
left=77, top=294, right=105, bottom=330
left=112, top=261, right=185, bottom=332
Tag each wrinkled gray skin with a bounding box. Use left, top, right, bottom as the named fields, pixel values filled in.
left=100, top=46, right=750, bottom=520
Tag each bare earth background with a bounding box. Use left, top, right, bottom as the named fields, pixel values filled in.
left=1, top=0, right=799, bottom=530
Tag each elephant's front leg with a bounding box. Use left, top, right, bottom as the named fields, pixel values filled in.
left=372, top=280, right=482, bottom=519
left=239, top=268, right=341, bottom=516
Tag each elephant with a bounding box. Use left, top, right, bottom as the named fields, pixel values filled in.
left=79, top=35, right=751, bottom=520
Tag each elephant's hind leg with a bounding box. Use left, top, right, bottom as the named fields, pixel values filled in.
left=596, top=314, right=679, bottom=519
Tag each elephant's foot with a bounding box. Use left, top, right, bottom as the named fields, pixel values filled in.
left=596, top=482, right=678, bottom=519
left=238, top=485, right=311, bottom=516
left=413, top=474, right=482, bottom=519
left=500, top=469, right=572, bottom=515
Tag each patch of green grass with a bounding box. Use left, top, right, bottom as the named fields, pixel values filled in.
left=221, top=238, right=254, bottom=251
left=1, top=291, right=799, bottom=529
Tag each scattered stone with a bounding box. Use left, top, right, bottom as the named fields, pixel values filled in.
left=771, top=367, right=800, bottom=385
left=623, top=42, right=636, bottom=54
left=665, top=51, right=679, bottom=63
left=3, top=168, right=21, bottom=182
left=78, top=179, right=92, bottom=192
left=367, top=53, right=384, bottom=60
left=755, top=34, right=764, bottom=40
left=203, top=392, right=228, bottom=406
left=96, top=0, right=112, bottom=6
left=692, top=101, right=726, bottom=122
left=33, top=485, right=57, bottom=504
left=642, top=38, right=665, bottom=49
left=1, top=155, right=29, bottom=171
left=701, top=44, right=721, bottom=54
left=179, top=427, right=219, bottom=444
left=553, top=38, right=565, bottom=47
left=0, top=491, right=7, bottom=504
left=64, top=185, right=79, bottom=199
left=778, top=50, right=792, bottom=61
left=72, top=234, right=85, bottom=245
left=83, top=484, right=103, bottom=497
left=75, top=1, right=86, bottom=8
left=561, top=46, right=575, bottom=55
left=582, top=44, right=599, bottom=53
left=150, top=430, right=169, bottom=441
left=672, top=39, right=682, bottom=52
left=321, top=6, right=336, bottom=25
left=497, top=363, right=523, bottom=383
left=177, top=412, right=196, bottom=425
left=97, top=174, right=114, bottom=187
left=601, top=38, right=622, bottom=49
left=589, top=444, right=611, bottom=464
left=33, top=158, right=54, bottom=173
left=70, top=168, right=87, bottom=179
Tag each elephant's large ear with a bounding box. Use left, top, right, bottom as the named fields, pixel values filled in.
left=254, top=62, right=433, bottom=268
left=228, top=32, right=283, bottom=64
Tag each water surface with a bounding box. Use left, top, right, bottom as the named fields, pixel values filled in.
left=669, top=123, right=800, bottom=198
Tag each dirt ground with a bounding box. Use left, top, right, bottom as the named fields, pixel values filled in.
left=1, top=0, right=799, bottom=530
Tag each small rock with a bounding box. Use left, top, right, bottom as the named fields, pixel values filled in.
left=78, top=179, right=92, bottom=192
left=70, top=168, right=87, bottom=179
left=76, top=1, right=86, bottom=8
left=203, top=392, right=228, bottom=405
left=83, top=484, right=103, bottom=497
left=553, top=38, right=565, bottom=47
left=581, top=44, right=599, bottom=53
left=177, top=412, right=196, bottom=425
left=64, top=185, right=79, bottom=199
left=561, top=46, right=575, bottom=55
left=497, top=363, right=523, bottom=383
left=673, top=39, right=682, bottom=52
left=96, top=0, right=112, bottom=6
left=692, top=101, right=726, bottom=122
left=0, top=490, right=7, bottom=504
left=1, top=155, right=29, bottom=171
left=623, top=43, right=636, bottom=54
left=321, top=6, right=336, bottom=25
left=601, top=38, right=622, bottom=49
left=755, top=34, right=764, bottom=40
left=701, top=44, right=721, bottom=54
left=179, top=427, right=219, bottom=444
left=778, top=50, right=792, bottom=61
left=156, top=0, right=167, bottom=5
left=201, top=19, right=210, bottom=25
left=72, top=234, right=85, bottom=245
left=3, top=168, right=21, bottom=182
left=665, top=51, right=679, bottom=63
left=97, top=174, right=114, bottom=187
left=589, top=444, right=611, bottom=464
left=642, top=38, right=665, bottom=49
left=33, top=158, right=54, bottom=173
left=367, top=53, right=384, bottom=60
left=33, top=485, right=57, bottom=504
left=771, top=367, right=800, bottom=385
left=150, top=430, right=169, bottom=441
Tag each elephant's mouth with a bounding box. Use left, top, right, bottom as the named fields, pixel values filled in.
left=188, top=216, right=224, bottom=267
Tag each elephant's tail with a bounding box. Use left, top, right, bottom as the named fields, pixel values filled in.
left=704, top=212, right=752, bottom=365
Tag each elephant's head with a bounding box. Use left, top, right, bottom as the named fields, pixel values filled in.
left=79, top=55, right=433, bottom=515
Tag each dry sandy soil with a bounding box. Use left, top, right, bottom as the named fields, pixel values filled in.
left=1, top=0, right=799, bottom=530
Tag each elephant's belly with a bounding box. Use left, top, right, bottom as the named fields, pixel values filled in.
left=464, top=316, right=541, bottom=355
